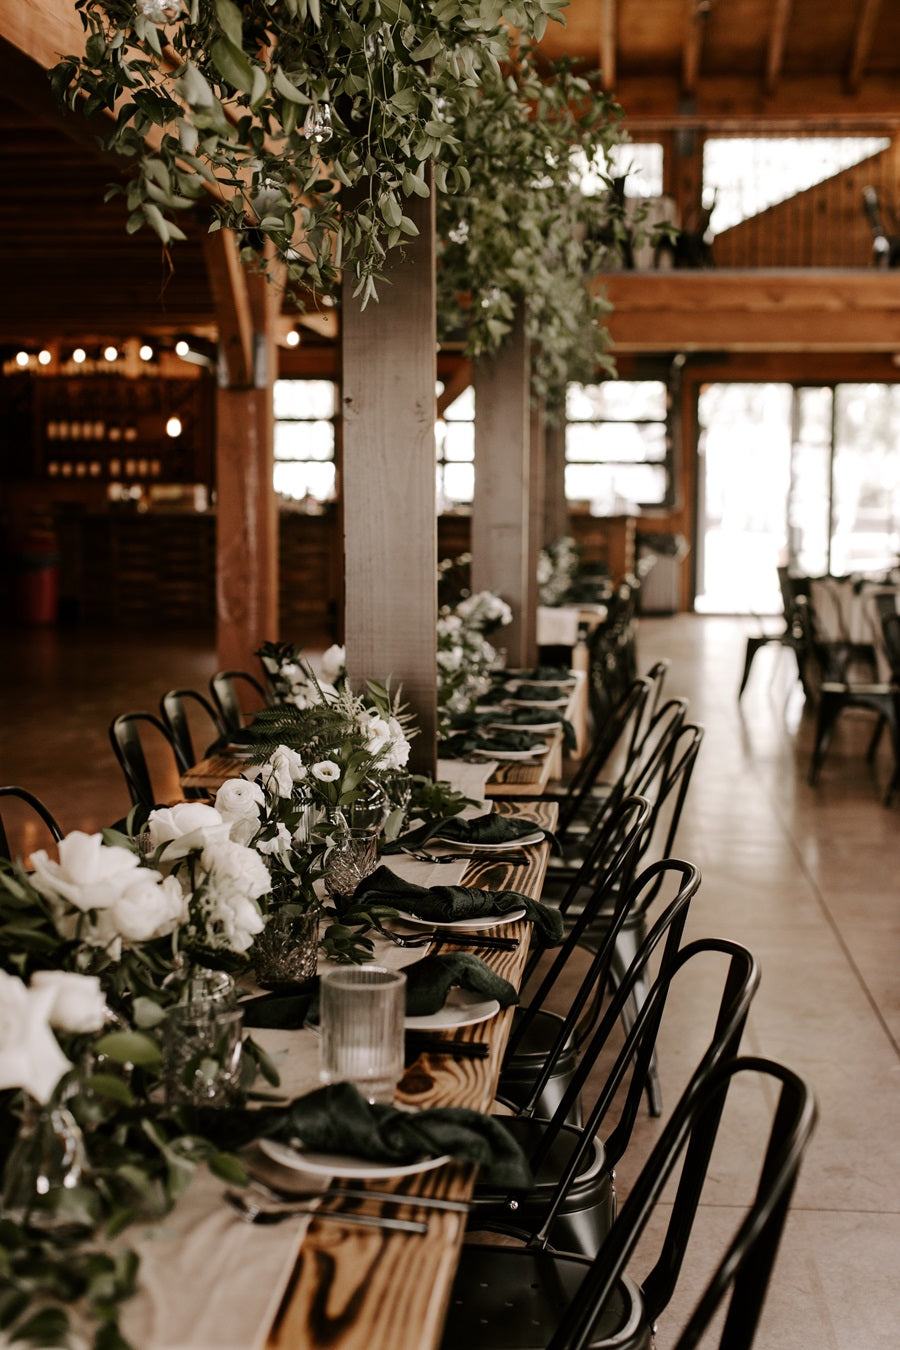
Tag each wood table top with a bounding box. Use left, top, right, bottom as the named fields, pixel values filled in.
left=265, top=798, right=556, bottom=1350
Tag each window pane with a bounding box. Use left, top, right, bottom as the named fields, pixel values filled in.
left=444, top=387, right=475, bottom=420
left=441, top=462, right=474, bottom=504
left=832, top=384, right=900, bottom=573
left=565, top=462, right=666, bottom=506
left=442, top=422, right=475, bottom=462
left=274, top=421, right=335, bottom=461
left=567, top=422, right=667, bottom=463
left=274, top=460, right=336, bottom=501
left=274, top=379, right=336, bottom=419
left=567, top=381, right=666, bottom=421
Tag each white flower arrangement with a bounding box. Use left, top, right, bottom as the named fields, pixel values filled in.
left=437, top=588, right=512, bottom=731
left=538, top=534, right=581, bottom=605
left=0, top=968, right=106, bottom=1104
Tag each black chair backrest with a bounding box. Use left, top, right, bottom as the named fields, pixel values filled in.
left=0, top=785, right=64, bottom=861
left=547, top=1055, right=816, bottom=1350
left=109, top=711, right=193, bottom=816
left=881, top=611, right=900, bottom=681
left=531, top=937, right=760, bottom=1255
left=522, top=858, right=702, bottom=1173
left=209, top=670, right=269, bottom=734
left=558, top=677, right=651, bottom=838
left=160, top=688, right=226, bottom=767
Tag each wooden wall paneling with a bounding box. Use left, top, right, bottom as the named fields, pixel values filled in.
left=341, top=180, right=438, bottom=776
left=543, top=419, right=569, bottom=545
left=471, top=308, right=534, bottom=668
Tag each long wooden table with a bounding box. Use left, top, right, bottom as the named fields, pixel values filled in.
left=268, top=798, right=556, bottom=1350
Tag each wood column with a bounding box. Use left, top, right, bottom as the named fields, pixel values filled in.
left=204, top=231, right=279, bottom=671
left=526, top=400, right=546, bottom=658
left=471, top=309, right=533, bottom=667
left=341, top=182, right=438, bottom=776
left=543, top=419, right=568, bottom=545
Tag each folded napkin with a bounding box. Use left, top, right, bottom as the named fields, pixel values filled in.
left=505, top=683, right=569, bottom=701
left=439, top=728, right=547, bottom=759
left=354, top=866, right=563, bottom=946
left=195, top=1081, right=532, bottom=1187
left=241, top=954, right=516, bottom=1025
left=483, top=706, right=577, bottom=751
left=387, top=811, right=546, bottom=852
left=404, top=953, right=517, bottom=1017
left=507, top=665, right=572, bottom=682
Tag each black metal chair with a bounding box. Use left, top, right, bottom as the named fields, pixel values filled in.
left=442, top=1054, right=815, bottom=1350
left=160, top=688, right=227, bottom=767
left=467, top=865, right=710, bottom=1259
left=209, top=670, right=270, bottom=734
left=738, top=566, right=809, bottom=700
left=0, top=785, right=64, bottom=860
left=109, top=710, right=200, bottom=819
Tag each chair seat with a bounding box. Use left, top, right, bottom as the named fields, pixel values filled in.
left=443, top=1247, right=647, bottom=1350
left=471, top=1115, right=614, bottom=1256
left=498, top=1007, right=580, bottom=1123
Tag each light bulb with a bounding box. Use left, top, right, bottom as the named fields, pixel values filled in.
left=38, top=349, right=52, bottom=366
left=285, top=330, right=300, bottom=348
left=15, top=351, right=29, bottom=367
left=139, top=344, right=154, bottom=361
left=104, top=345, right=118, bottom=362
left=166, top=416, right=183, bottom=438
left=175, top=340, right=190, bottom=357
left=302, top=103, right=333, bottom=145
left=72, top=348, right=86, bottom=364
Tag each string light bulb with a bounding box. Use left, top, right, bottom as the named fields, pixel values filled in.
left=175, top=340, right=190, bottom=357
left=38, top=350, right=52, bottom=366
left=285, top=329, right=300, bottom=348
left=72, top=348, right=86, bottom=364
left=104, top=345, right=118, bottom=362
left=166, top=416, right=183, bottom=438
left=139, top=344, right=154, bottom=361
left=15, top=351, right=29, bottom=367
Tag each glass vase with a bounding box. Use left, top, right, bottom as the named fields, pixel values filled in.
left=252, top=901, right=319, bottom=988
left=1, top=1094, right=87, bottom=1229
left=344, top=780, right=389, bottom=831
left=322, top=828, right=380, bottom=914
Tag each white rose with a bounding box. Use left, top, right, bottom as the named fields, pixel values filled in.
left=197, top=840, right=269, bottom=952
left=361, top=714, right=391, bottom=755
left=259, top=745, right=308, bottom=798
left=384, top=718, right=411, bottom=769
left=112, top=871, right=188, bottom=944
left=0, top=971, right=72, bottom=1104
left=256, top=822, right=293, bottom=855
left=30, top=971, right=107, bottom=1035
left=319, top=644, right=346, bottom=684
left=147, top=803, right=230, bottom=859
left=312, top=760, right=340, bottom=782
left=280, top=661, right=304, bottom=684
left=30, top=832, right=144, bottom=916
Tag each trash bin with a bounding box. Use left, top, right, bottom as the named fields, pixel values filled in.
left=12, top=527, right=62, bottom=625
left=636, top=532, right=689, bottom=615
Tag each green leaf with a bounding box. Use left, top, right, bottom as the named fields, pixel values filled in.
left=210, top=38, right=257, bottom=96
left=215, top=0, right=243, bottom=47
left=409, top=30, right=443, bottom=61
left=273, top=65, right=310, bottom=105
left=379, top=192, right=403, bottom=228
left=208, top=1152, right=249, bottom=1186
left=250, top=65, right=268, bottom=109
left=83, top=1073, right=135, bottom=1106
left=94, top=1031, right=163, bottom=1068
left=9, top=1307, right=70, bottom=1345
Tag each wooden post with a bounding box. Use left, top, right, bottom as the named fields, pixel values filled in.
left=341, top=181, right=438, bottom=776
left=204, top=231, right=279, bottom=672
left=526, top=399, right=546, bottom=659
left=543, top=419, right=569, bottom=545
left=471, top=308, right=533, bottom=667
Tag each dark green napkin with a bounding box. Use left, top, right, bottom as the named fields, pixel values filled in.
left=483, top=706, right=577, bottom=752
left=439, top=729, right=547, bottom=758
left=387, top=812, right=544, bottom=852
left=405, top=953, right=518, bottom=1017
left=507, top=665, right=572, bottom=682
left=241, top=954, right=516, bottom=1024
left=193, top=1081, right=532, bottom=1187
left=506, top=683, right=569, bottom=701
left=354, top=865, right=563, bottom=946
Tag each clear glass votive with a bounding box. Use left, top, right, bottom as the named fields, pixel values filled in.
left=164, top=1000, right=245, bottom=1108
left=319, top=966, right=407, bottom=1105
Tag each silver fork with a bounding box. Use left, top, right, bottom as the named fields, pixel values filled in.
left=372, top=921, right=518, bottom=951
left=225, top=1190, right=428, bottom=1234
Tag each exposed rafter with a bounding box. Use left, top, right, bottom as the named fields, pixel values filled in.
left=764, top=0, right=794, bottom=97
left=847, top=0, right=883, bottom=94
left=681, top=0, right=708, bottom=98
left=600, top=0, right=617, bottom=91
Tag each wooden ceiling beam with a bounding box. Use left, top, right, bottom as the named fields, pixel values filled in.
left=600, top=0, right=617, bottom=91
left=612, top=73, right=900, bottom=130
left=847, top=0, right=883, bottom=95
left=681, top=0, right=706, bottom=98
left=596, top=270, right=900, bottom=352
left=764, top=0, right=793, bottom=97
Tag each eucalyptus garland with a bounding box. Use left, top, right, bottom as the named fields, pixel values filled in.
left=436, top=51, right=628, bottom=411
left=51, top=0, right=568, bottom=305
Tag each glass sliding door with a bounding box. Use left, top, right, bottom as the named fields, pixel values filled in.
left=832, top=385, right=900, bottom=574
left=788, top=386, right=832, bottom=576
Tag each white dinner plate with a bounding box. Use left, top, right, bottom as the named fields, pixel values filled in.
left=469, top=745, right=549, bottom=761
left=432, top=831, right=544, bottom=851
left=258, top=1137, right=452, bottom=1180
left=405, top=989, right=500, bottom=1031
left=487, top=720, right=562, bottom=735
left=503, top=678, right=576, bottom=692
left=392, top=906, right=526, bottom=932
left=504, top=696, right=570, bottom=709
left=225, top=744, right=257, bottom=760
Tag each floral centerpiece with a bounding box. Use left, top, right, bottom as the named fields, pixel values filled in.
left=437, top=589, right=512, bottom=734
left=538, top=535, right=581, bottom=606
left=257, top=640, right=346, bottom=708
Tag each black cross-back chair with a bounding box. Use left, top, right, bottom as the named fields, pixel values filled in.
left=109, top=710, right=203, bottom=822
left=444, top=1052, right=815, bottom=1350
left=553, top=677, right=651, bottom=844
left=0, top=785, right=64, bottom=861
left=469, top=861, right=705, bottom=1257
left=461, top=932, right=759, bottom=1255
left=209, top=669, right=270, bottom=734
left=497, top=795, right=652, bottom=1123
left=160, top=688, right=227, bottom=768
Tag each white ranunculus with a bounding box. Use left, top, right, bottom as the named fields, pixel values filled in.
left=256, top=823, right=293, bottom=856
left=259, top=745, right=307, bottom=798
left=280, top=661, right=304, bottom=684
left=0, top=971, right=72, bottom=1104
left=30, top=971, right=107, bottom=1035
left=112, top=871, right=188, bottom=944
left=312, top=760, right=340, bottom=782
left=215, top=778, right=266, bottom=845
left=30, top=832, right=146, bottom=915
left=384, top=717, right=411, bottom=769
left=198, top=839, right=269, bottom=952
left=319, top=644, right=346, bottom=684
left=147, top=802, right=230, bottom=859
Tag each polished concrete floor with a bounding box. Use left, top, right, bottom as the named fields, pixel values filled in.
left=1, top=614, right=898, bottom=1347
